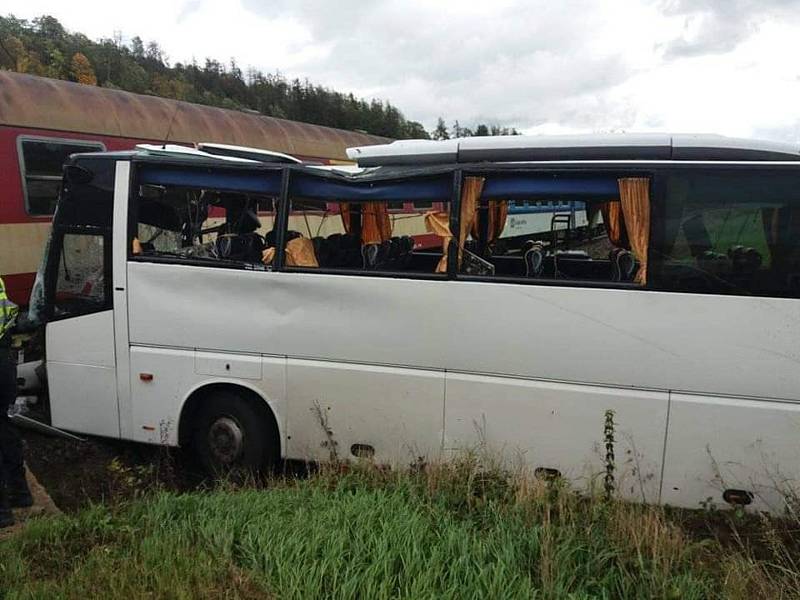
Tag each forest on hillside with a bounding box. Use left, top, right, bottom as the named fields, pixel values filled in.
left=0, top=14, right=520, bottom=140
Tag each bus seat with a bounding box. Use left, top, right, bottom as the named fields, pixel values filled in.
left=388, top=237, right=402, bottom=261
left=728, top=245, right=762, bottom=274
left=697, top=250, right=730, bottom=276
left=312, top=236, right=330, bottom=266
left=362, top=243, right=380, bottom=269
left=610, top=248, right=636, bottom=282
left=523, top=240, right=545, bottom=277
left=264, top=229, right=301, bottom=248
left=400, top=236, right=414, bottom=267
left=341, top=234, right=362, bottom=267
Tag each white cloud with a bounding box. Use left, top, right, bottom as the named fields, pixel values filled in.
left=6, top=0, right=800, bottom=141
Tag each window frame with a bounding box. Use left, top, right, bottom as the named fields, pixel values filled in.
left=17, top=135, right=106, bottom=217
left=648, top=165, right=800, bottom=299
left=118, top=159, right=800, bottom=298
left=126, top=162, right=282, bottom=271
left=46, top=226, right=114, bottom=321
left=280, top=169, right=461, bottom=279
left=452, top=166, right=659, bottom=290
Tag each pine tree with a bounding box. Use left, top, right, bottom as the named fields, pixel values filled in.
left=432, top=117, right=450, bottom=140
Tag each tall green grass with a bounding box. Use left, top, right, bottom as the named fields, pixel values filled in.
left=1, top=458, right=798, bottom=599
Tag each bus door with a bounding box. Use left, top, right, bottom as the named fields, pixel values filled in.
left=43, top=159, right=127, bottom=438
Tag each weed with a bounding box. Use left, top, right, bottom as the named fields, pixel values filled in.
left=604, top=408, right=616, bottom=501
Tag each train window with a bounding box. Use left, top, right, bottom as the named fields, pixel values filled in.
left=19, top=138, right=105, bottom=215
left=651, top=171, right=800, bottom=298
left=413, top=200, right=434, bottom=209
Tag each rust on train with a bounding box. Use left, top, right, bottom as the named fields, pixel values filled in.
left=0, top=71, right=388, bottom=161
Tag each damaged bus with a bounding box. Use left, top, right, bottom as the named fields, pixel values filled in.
left=27, top=133, right=800, bottom=514
left=0, top=71, right=387, bottom=306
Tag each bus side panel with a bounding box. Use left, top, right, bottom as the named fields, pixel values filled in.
left=128, top=346, right=287, bottom=448
left=46, top=310, right=120, bottom=438
left=286, top=359, right=445, bottom=465
left=127, top=266, right=800, bottom=403
left=661, top=394, right=800, bottom=513
left=444, top=373, right=668, bottom=503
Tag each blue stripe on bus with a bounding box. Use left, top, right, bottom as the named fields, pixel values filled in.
left=482, top=174, right=619, bottom=199
left=289, top=173, right=453, bottom=201
left=138, top=166, right=283, bottom=195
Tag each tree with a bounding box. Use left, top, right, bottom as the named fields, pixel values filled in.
left=145, top=41, right=164, bottom=65
left=130, top=36, right=144, bottom=60
left=474, top=124, right=490, bottom=136
left=70, top=52, right=97, bottom=85
left=404, top=120, right=430, bottom=139
left=451, top=120, right=472, bottom=138
left=0, top=35, right=27, bottom=72
left=432, top=117, right=450, bottom=140
left=33, top=15, right=65, bottom=39
left=0, top=14, right=529, bottom=140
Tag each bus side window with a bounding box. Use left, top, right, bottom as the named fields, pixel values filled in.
left=285, top=197, right=449, bottom=275
left=458, top=173, right=645, bottom=286
left=652, top=171, right=800, bottom=298
left=54, top=233, right=108, bottom=318
left=132, top=185, right=276, bottom=267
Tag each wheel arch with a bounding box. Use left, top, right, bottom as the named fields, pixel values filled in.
left=177, top=380, right=284, bottom=459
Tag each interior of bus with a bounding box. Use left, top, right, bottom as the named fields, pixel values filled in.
left=128, top=169, right=648, bottom=286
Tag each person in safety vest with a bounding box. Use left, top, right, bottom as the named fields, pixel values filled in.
left=0, top=276, right=32, bottom=528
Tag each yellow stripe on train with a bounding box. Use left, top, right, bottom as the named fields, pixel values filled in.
left=0, top=222, right=51, bottom=276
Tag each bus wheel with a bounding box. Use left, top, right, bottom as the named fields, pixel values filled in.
left=192, top=390, right=274, bottom=475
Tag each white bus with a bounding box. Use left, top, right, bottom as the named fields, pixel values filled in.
left=29, top=134, right=800, bottom=513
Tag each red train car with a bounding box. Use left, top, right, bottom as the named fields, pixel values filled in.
left=0, top=71, right=388, bottom=305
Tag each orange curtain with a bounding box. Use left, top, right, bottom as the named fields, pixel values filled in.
left=459, top=178, right=483, bottom=251
left=424, top=211, right=452, bottom=273
left=262, top=246, right=276, bottom=265
left=618, top=178, right=650, bottom=285
left=362, top=202, right=392, bottom=244
left=261, top=237, right=319, bottom=268
left=340, top=202, right=391, bottom=244
left=486, top=200, right=509, bottom=243
left=600, top=201, right=629, bottom=248
left=471, top=199, right=508, bottom=244
left=285, top=237, right=319, bottom=267
left=424, top=176, right=485, bottom=273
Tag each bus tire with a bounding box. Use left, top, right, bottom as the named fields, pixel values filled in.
left=191, top=389, right=275, bottom=475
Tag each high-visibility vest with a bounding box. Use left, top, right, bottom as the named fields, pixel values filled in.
left=0, top=276, right=19, bottom=341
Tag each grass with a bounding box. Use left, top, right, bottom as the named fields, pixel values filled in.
left=2, top=456, right=799, bottom=600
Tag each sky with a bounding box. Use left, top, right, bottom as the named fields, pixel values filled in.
left=7, top=0, right=800, bottom=140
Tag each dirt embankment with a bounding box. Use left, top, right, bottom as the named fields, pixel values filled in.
left=20, top=430, right=203, bottom=512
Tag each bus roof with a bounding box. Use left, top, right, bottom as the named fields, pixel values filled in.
left=346, top=133, right=800, bottom=166
left=0, top=71, right=388, bottom=161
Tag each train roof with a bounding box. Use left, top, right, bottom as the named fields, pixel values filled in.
left=346, top=133, right=800, bottom=166
left=0, top=71, right=388, bottom=161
